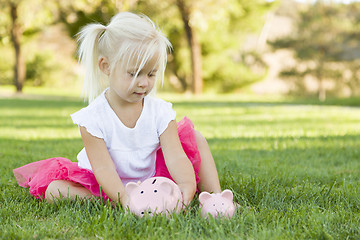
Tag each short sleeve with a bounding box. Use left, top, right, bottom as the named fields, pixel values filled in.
left=156, top=100, right=177, bottom=136
left=71, top=108, right=104, bottom=139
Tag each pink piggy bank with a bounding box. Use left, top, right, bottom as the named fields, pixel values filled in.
left=199, top=189, right=235, bottom=218
left=125, top=177, right=183, bottom=217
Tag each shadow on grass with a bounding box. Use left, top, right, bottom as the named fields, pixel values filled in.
left=0, top=97, right=85, bottom=129
left=0, top=138, right=82, bottom=171
left=1, top=95, right=360, bottom=110
left=208, top=134, right=360, bottom=183
left=1, top=134, right=359, bottom=185
left=0, top=115, right=75, bottom=129
left=171, top=95, right=360, bottom=108
left=0, top=97, right=86, bottom=109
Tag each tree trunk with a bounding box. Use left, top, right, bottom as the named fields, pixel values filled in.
left=316, top=62, right=326, bottom=101
left=10, top=2, right=25, bottom=93
left=318, top=77, right=326, bottom=101
left=176, top=0, right=203, bottom=94
left=168, top=45, right=188, bottom=91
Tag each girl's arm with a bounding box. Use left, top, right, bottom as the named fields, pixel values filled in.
left=79, top=126, right=129, bottom=207
left=159, top=120, right=197, bottom=205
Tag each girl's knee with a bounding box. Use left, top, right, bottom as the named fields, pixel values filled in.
left=45, top=180, right=70, bottom=202
left=194, top=130, right=207, bottom=145
left=45, top=180, right=92, bottom=202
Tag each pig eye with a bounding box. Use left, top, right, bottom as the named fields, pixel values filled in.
left=222, top=203, right=224, bottom=205
left=213, top=204, right=216, bottom=206
left=140, top=191, right=144, bottom=194
left=141, top=211, right=144, bottom=215
left=148, top=211, right=152, bottom=214
left=154, top=189, right=158, bottom=193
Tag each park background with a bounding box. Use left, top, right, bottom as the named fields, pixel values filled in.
left=1, top=0, right=360, bottom=239
left=1, top=0, right=360, bottom=100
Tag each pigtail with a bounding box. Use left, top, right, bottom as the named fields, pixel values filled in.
left=77, top=24, right=107, bottom=102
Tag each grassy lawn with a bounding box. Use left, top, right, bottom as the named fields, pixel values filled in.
left=0, top=90, right=359, bottom=239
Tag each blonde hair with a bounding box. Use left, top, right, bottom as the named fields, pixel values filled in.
left=77, top=12, right=172, bottom=102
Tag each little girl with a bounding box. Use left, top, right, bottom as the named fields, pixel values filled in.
left=13, top=12, right=223, bottom=208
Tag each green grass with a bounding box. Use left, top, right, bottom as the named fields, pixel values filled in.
left=1, top=91, right=360, bottom=239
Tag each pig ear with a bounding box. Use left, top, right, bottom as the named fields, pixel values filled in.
left=221, top=189, right=233, bottom=201
left=125, top=182, right=139, bottom=195
left=199, top=191, right=212, bottom=204
left=159, top=182, right=173, bottom=194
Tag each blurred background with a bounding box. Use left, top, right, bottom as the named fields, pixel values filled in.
left=1, top=0, right=360, bottom=101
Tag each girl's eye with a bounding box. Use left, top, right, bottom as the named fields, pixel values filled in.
left=148, top=73, right=156, bottom=77
left=128, top=72, right=136, bottom=77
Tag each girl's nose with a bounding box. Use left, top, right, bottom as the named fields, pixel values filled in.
left=138, top=76, right=149, bottom=88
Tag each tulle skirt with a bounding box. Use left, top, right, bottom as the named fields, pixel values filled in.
left=13, top=117, right=201, bottom=200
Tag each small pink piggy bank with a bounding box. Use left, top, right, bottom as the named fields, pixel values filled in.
left=199, top=189, right=235, bottom=219
left=125, top=177, right=183, bottom=217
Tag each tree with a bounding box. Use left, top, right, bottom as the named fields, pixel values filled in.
left=56, top=0, right=203, bottom=93
left=138, top=0, right=274, bottom=93
left=56, top=0, right=129, bottom=38
left=198, top=0, right=274, bottom=92
left=55, top=0, right=274, bottom=94
left=175, top=0, right=203, bottom=94
left=6, top=0, right=25, bottom=92
left=0, top=0, right=56, bottom=92
left=270, top=1, right=360, bottom=100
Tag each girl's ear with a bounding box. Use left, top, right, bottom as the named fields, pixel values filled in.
left=99, top=57, right=110, bottom=75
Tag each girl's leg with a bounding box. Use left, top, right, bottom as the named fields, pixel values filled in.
left=195, top=130, right=222, bottom=193
left=45, top=180, right=94, bottom=203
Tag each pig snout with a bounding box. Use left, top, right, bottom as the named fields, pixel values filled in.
left=206, top=200, right=232, bottom=215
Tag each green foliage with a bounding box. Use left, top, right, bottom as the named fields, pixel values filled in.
left=0, top=42, right=79, bottom=88
left=0, top=0, right=56, bottom=42
left=195, top=0, right=275, bottom=92
left=0, top=46, right=14, bottom=85
left=0, top=0, right=66, bottom=91
left=57, top=0, right=275, bottom=93
left=57, top=0, right=119, bottom=38
left=198, top=0, right=273, bottom=92
left=203, top=52, right=266, bottom=92
left=1, top=92, right=360, bottom=239
left=25, top=52, right=56, bottom=87
left=0, top=0, right=276, bottom=93
left=269, top=1, right=360, bottom=99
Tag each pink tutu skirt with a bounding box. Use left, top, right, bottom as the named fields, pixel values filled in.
left=13, top=117, right=201, bottom=201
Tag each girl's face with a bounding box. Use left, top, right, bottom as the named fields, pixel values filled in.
left=107, top=56, right=158, bottom=104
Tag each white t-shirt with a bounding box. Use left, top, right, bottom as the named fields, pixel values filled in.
left=70, top=89, right=176, bottom=185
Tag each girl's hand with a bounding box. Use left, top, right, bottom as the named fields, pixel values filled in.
left=178, top=182, right=196, bottom=206
left=120, top=193, right=130, bottom=210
